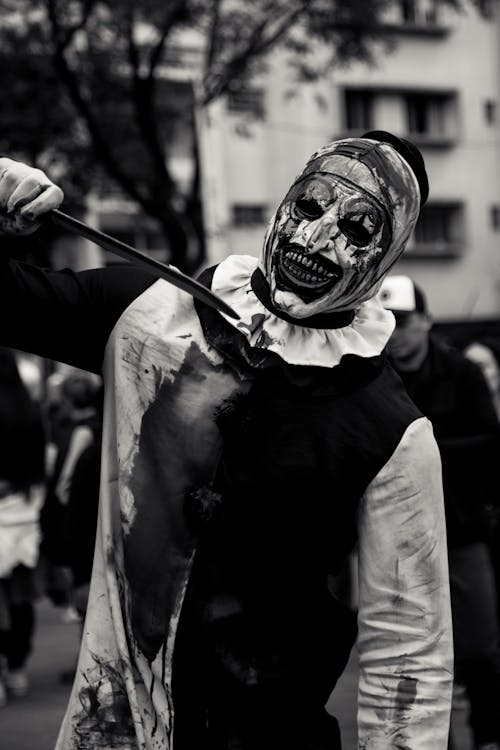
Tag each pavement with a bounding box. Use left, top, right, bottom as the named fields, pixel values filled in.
left=1, top=599, right=475, bottom=749
left=1, top=599, right=80, bottom=750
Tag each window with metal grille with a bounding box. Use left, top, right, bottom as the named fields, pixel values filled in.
left=490, top=205, right=500, bottom=230
left=100, top=216, right=168, bottom=264
left=406, top=93, right=449, bottom=137
left=399, top=0, right=417, bottom=22
left=411, top=203, right=464, bottom=255
left=344, top=90, right=374, bottom=131
left=478, top=0, right=496, bottom=18
left=227, top=88, right=265, bottom=118
left=485, top=99, right=497, bottom=125
left=397, top=0, right=439, bottom=24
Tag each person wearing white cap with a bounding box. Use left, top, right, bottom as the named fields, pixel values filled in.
left=381, top=274, right=500, bottom=750
left=0, top=133, right=452, bottom=749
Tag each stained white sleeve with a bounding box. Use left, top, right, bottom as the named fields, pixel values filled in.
left=357, top=417, right=453, bottom=749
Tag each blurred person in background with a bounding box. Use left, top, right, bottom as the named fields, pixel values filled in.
left=464, top=340, right=500, bottom=420
left=0, top=134, right=453, bottom=749
left=65, top=381, right=103, bottom=618
left=40, top=369, right=101, bottom=616
left=59, top=383, right=103, bottom=685
left=381, top=274, right=500, bottom=750
left=51, top=370, right=102, bottom=509
left=463, top=338, right=500, bottom=624
left=0, top=348, right=46, bottom=706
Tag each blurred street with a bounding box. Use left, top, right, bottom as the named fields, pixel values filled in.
left=0, top=600, right=80, bottom=750
left=1, top=599, right=475, bottom=750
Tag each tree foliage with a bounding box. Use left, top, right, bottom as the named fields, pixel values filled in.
left=0, top=0, right=482, bottom=271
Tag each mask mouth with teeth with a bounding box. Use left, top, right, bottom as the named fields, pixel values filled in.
left=273, top=244, right=343, bottom=302
left=260, top=138, right=421, bottom=319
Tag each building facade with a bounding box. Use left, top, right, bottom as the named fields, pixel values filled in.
left=82, top=2, right=500, bottom=326
left=201, top=0, right=500, bottom=323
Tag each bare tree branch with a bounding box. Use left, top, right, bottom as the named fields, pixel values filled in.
left=45, top=0, right=152, bottom=210
left=124, top=8, right=141, bottom=75
left=123, top=8, right=177, bottom=196
left=147, top=0, right=187, bottom=80
left=205, top=0, right=222, bottom=70
left=23, top=0, right=479, bottom=274
left=56, top=0, right=97, bottom=51
left=202, top=3, right=306, bottom=103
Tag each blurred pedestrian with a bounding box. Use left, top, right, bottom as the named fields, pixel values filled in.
left=463, top=338, right=500, bottom=626
left=464, top=339, right=500, bottom=420
left=65, top=383, right=102, bottom=618
left=40, top=369, right=101, bottom=615
left=381, top=274, right=500, bottom=750
left=0, top=348, right=46, bottom=706
left=59, top=385, right=102, bottom=685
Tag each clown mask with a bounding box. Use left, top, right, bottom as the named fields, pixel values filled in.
left=260, top=138, right=421, bottom=318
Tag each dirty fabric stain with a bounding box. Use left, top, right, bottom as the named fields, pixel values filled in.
left=72, top=655, right=136, bottom=749
left=394, top=674, right=418, bottom=718
left=124, top=341, right=228, bottom=662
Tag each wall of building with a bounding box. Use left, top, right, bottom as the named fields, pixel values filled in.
left=213, top=59, right=336, bottom=262
left=332, top=3, right=500, bottom=322
left=207, top=2, right=500, bottom=323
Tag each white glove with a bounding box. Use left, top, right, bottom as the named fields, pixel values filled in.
left=0, top=157, right=64, bottom=234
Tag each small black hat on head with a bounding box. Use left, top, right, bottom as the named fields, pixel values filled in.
left=361, top=130, right=429, bottom=207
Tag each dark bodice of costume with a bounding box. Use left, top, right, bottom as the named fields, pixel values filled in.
left=171, top=288, right=422, bottom=748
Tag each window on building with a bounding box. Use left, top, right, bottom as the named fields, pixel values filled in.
left=405, top=93, right=451, bottom=138
left=101, top=215, right=168, bottom=264
left=232, top=204, right=268, bottom=226
left=339, top=88, right=456, bottom=144
left=485, top=99, right=497, bottom=125
left=227, top=88, right=265, bottom=118
left=162, top=45, right=186, bottom=69
left=104, top=228, right=164, bottom=252
left=478, top=0, right=496, bottom=19
left=399, top=0, right=417, bottom=22
left=411, top=203, right=464, bottom=255
left=344, top=90, right=374, bottom=131
left=397, top=0, right=439, bottom=24
left=423, top=0, right=439, bottom=24
left=490, top=205, right=500, bottom=230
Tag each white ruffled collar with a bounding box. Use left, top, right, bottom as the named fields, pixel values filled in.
left=211, top=255, right=395, bottom=368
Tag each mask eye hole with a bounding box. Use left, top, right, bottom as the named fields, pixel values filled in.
left=337, top=218, right=372, bottom=247
left=295, top=198, right=324, bottom=221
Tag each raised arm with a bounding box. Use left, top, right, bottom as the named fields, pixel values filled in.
left=0, top=157, right=157, bottom=372
left=357, top=417, right=453, bottom=748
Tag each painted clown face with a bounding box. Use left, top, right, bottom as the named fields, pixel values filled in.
left=260, top=139, right=421, bottom=317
